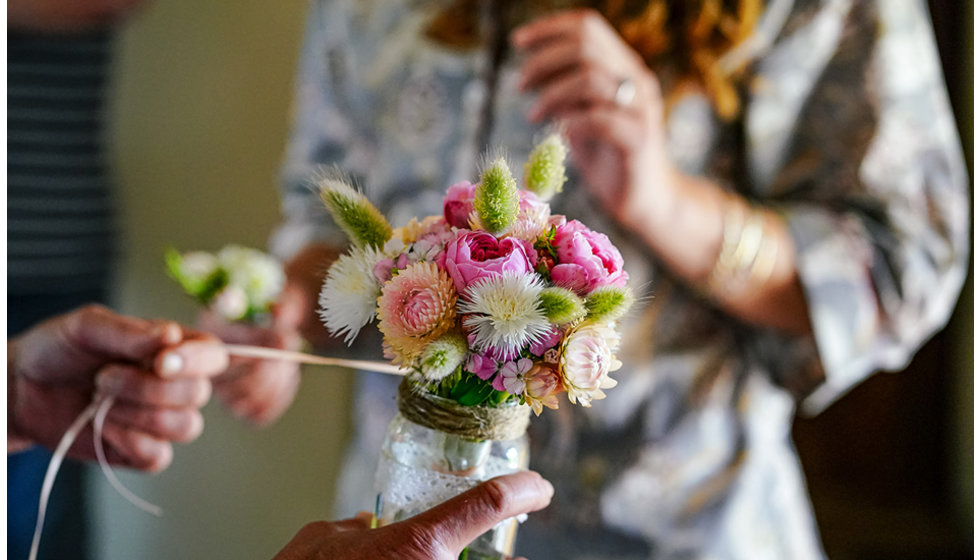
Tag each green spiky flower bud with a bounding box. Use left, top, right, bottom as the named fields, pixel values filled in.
left=523, top=133, right=567, bottom=201
left=319, top=177, right=392, bottom=250
left=474, top=157, right=519, bottom=235
left=538, top=286, right=586, bottom=325
left=585, top=286, right=635, bottom=322
left=419, top=332, right=468, bottom=382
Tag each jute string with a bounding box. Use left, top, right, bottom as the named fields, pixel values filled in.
left=397, top=379, right=530, bottom=442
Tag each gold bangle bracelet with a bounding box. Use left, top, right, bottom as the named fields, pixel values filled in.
left=708, top=198, right=777, bottom=297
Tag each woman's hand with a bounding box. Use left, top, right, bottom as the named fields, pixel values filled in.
left=198, top=298, right=303, bottom=428
left=512, top=8, right=676, bottom=235
left=8, top=305, right=228, bottom=471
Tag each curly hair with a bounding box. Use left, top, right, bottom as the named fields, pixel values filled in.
left=424, top=0, right=762, bottom=120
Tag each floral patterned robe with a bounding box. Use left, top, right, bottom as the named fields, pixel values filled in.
left=271, top=1, right=969, bottom=558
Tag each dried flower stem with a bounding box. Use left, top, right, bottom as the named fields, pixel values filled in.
left=223, top=344, right=407, bottom=375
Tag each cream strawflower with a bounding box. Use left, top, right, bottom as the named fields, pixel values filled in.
left=458, top=272, right=551, bottom=358
left=559, top=322, right=622, bottom=407
left=377, top=261, right=457, bottom=366
left=319, top=246, right=386, bottom=344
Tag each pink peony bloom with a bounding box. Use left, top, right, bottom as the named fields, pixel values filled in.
left=523, top=363, right=563, bottom=416
left=442, top=230, right=537, bottom=294
left=550, top=219, right=629, bottom=296
left=443, top=181, right=478, bottom=229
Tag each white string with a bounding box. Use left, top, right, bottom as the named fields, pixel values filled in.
left=29, top=394, right=163, bottom=560
left=29, top=396, right=101, bottom=560
left=29, top=345, right=402, bottom=559
left=93, top=396, right=164, bottom=517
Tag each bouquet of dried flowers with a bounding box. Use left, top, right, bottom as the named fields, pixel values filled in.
left=318, top=135, right=633, bottom=415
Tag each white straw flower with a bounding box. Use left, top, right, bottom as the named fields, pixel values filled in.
left=217, top=245, right=285, bottom=309
left=559, top=321, right=622, bottom=407
left=319, top=246, right=385, bottom=344
left=179, top=251, right=219, bottom=284
left=458, top=272, right=551, bottom=358
left=212, top=285, right=249, bottom=321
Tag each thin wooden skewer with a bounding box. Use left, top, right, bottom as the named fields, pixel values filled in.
left=223, top=344, right=407, bottom=376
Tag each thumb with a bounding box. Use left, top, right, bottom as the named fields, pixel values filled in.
left=402, top=471, right=553, bottom=555
left=65, top=305, right=182, bottom=363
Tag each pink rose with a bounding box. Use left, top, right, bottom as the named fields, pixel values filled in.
left=550, top=219, right=628, bottom=295
left=443, top=181, right=477, bottom=229
left=442, top=230, right=536, bottom=294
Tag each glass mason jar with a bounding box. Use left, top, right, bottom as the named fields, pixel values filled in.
left=374, top=380, right=530, bottom=560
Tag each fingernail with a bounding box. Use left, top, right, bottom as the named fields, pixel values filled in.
left=162, top=323, right=183, bottom=345
left=160, top=351, right=184, bottom=377
left=540, top=477, right=555, bottom=498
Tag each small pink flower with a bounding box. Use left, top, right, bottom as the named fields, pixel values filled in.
left=411, top=217, right=455, bottom=263
left=542, top=348, right=560, bottom=364
left=443, top=181, right=478, bottom=229
left=528, top=324, right=563, bottom=356
left=550, top=219, right=629, bottom=296
left=523, top=363, right=563, bottom=416
left=465, top=331, right=520, bottom=362
left=494, top=358, right=532, bottom=395
left=373, top=258, right=395, bottom=284
left=442, top=230, right=537, bottom=294
left=466, top=353, right=498, bottom=380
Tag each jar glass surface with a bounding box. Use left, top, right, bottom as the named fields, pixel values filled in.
left=374, top=411, right=530, bottom=559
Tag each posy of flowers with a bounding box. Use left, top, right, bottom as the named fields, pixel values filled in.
left=318, top=135, right=633, bottom=414
left=166, top=245, right=285, bottom=323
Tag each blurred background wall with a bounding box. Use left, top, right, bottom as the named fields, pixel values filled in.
left=90, top=2, right=357, bottom=559
left=90, top=1, right=971, bottom=559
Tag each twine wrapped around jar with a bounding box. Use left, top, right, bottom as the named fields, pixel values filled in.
left=397, top=378, right=531, bottom=442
